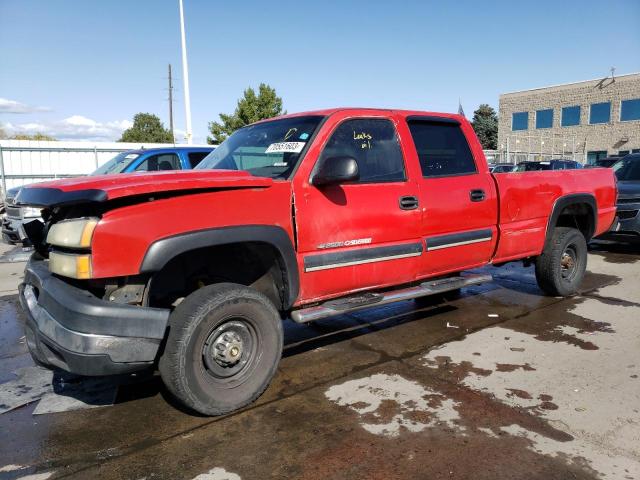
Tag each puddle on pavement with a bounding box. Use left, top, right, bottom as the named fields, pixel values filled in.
left=324, top=373, right=461, bottom=437
left=417, top=293, right=640, bottom=480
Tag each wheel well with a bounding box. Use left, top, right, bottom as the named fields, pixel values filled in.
left=147, top=242, right=289, bottom=311
left=554, top=202, right=595, bottom=241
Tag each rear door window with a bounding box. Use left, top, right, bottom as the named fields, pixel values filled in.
left=407, top=120, right=477, bottom=177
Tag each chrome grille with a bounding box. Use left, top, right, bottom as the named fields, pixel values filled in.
left=618, top=210, right=639, bottom=220
left=618, top=197, right=640, bottom=205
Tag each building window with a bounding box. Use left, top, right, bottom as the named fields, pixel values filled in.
left=535, top=109, right=553, bottom=129
left=620, top=99, right=640, bottom=122
left=561, top=106, right=580, bottom=127
left=512, top=112, right=528, bottom=131
left=589, top=102, right=611, bottom=124
left=587, top=151, right=608, bottom=165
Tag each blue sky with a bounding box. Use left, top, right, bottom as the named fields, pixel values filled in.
left=1, top=0, right=639, bottom=143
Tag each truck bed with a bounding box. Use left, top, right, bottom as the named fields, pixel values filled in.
left=491, top=169, right=617, bottom=264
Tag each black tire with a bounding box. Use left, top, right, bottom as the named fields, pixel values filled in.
left=159, top=283, right=283, bottom=416
left=535, top=227, right=587, bottom=296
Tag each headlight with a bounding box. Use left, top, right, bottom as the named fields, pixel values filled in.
left=22, top=207, right=43, bottom=218
left=49, top=252, right=92, bottom=279
left=46, top=218, right=98, bottom=249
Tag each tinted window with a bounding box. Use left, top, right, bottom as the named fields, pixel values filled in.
left=512, top=112, right=528, bottom=131
left=613, top=157, right=640, bottom=181
left=408, top=120, right=477, bottom=177
left=188, top=151, right=209, bottom=168
left=590, top=102, right=611, bottom=124
left=561, top=106, right=580, bottom=127
left=136, top=153, right=181, bottom=172
left=620, top=99, right=640, bottom=121
left=536, top=109, right=553, bottom=129
left=319, top=118, right=405, bottom=183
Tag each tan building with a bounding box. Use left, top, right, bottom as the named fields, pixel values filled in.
left=497, top=72, right=640, bottom=164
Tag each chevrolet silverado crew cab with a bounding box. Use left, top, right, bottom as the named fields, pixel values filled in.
left=16, top=108, right=617, bottom=415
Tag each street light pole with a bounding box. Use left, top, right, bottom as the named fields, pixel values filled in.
left=178, top=0, right=193, bottom=144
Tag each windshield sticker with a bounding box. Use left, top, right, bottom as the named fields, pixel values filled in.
left=273, top=162, right=288, bottom=167
left=299, top=132, right=310, bottom=140
left=265, top=142, right=306, bottom=154
left=124, top=154, right=139, bottom=159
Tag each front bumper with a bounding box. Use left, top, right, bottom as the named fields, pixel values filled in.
left=2, top=216, right=41, bottom=245
left=19, top=254, right=170, bottom=376
left=599, top=200, right=640, bottom=241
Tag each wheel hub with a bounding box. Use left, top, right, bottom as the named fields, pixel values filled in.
left=560, top=247, right=578, bottom=279
left=211, top=331, right=244, bottom=367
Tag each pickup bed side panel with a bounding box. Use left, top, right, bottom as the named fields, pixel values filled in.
left=491, top=169, right=617, bottom=263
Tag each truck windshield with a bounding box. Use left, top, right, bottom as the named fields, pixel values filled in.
left=91, top=152, right=140, bottom=175
left=196, top=116, right=324, bottom=179
left=613, top=157, right=640, bottom=181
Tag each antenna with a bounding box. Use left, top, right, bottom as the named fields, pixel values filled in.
left=168, top=64, right=175, bottom=144
left=610, top=66, right=616, bottom=81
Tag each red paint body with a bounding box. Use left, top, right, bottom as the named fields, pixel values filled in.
left=28, top=108, right=617, bottom=307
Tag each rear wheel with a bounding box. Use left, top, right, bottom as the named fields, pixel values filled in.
left=535, top=227, right=587, bottom=296
left=159, top=283, right=283, bottom=416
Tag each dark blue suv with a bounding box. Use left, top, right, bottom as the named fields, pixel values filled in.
left=602, top=154, right=640, bottom=242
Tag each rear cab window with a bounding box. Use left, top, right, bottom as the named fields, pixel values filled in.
left=407, top=119, right=477, bottom=177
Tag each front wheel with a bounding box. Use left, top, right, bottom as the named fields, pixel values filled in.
left=159, top=283, right=283, bottom=416
left=535, top=227, right=587, bottom=296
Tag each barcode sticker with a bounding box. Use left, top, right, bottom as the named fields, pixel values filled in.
left=265, top=142, right=306, bottom=154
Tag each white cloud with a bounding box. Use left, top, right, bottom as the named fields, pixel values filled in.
left=1, top=116, right=133, bottom=141
left=0, top=98, right=51, bottom=114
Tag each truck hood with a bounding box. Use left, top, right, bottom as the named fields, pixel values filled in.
left=15, top=170, right=274, bottom=207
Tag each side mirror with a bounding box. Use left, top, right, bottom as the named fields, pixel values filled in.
left=311, top=156, right=359, bottom=186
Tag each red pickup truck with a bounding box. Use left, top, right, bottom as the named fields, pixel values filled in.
left=16, top=108, right=616, bottom=415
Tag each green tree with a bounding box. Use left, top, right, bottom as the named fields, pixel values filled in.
left=11, top=133, right=57, bottom=141
left=471, top=104, right=498, bottom=150
left=119, top=113, right=174, bottom=143
left=208, top=83, right=284, bottom=144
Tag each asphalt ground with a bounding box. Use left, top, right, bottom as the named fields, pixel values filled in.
left=0, top=241, right=638, bottom=480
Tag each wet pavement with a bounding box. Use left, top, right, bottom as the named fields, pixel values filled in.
left=0, top=242, right=639, bottom=480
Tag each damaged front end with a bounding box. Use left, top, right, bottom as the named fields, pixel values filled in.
left=15, top=186, right=171, bottom=376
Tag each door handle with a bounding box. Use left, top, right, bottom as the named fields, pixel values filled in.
left=399, top=195, right=419, bottom=210
left=469, top=189, right=486, bottom=202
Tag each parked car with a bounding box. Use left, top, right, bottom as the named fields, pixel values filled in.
left=585, top=156, right=621, bottom=168
left=91, top=146, right=213, bottom=176
left=1, top=147, right=214, bottom=245
left=16, top=108, right=616, bottom=415
left=599, top=153, right=640, bottom=242
left=515, top=159, right=582, bottom=171
left=490, top=163, right=515, bottom=173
